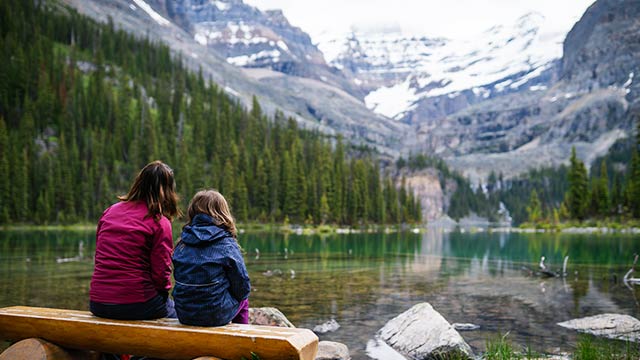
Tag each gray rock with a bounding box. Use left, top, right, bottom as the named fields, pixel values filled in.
left=558, top=313, right=640, bottom=342
left=315, top=341, right=350, bottom=360
left=452, top=323, right=480, bottom=331
left=313, top=319, right=340, bottom=334
left=248, top=307, right=295, bottom=328
left=378, top=302, right=473, bottom=360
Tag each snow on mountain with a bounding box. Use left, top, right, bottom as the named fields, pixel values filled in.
left=319, top=12, right=567, bottom=120
left=131, top=0, right=171, bottom=26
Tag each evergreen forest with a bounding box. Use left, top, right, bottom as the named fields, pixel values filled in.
left=0, top=1, right=422, bottom=226
left=441, top=128, right=640, bottom=226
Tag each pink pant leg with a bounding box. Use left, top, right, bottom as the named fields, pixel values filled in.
left=232, top=299, right=249, bottom=324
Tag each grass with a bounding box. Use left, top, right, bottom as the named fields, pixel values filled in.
left=517, top=218, right=640, bottom=233
left=573, top=335, right=640, bottom=360
left=484, top=333, right=541, bottom=360
left=241, top=352, right=261, bottom=360
left=483, top=334, right=640, bottom=360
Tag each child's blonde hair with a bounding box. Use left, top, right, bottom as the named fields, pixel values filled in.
left=185, top=189, right=237, bottom=238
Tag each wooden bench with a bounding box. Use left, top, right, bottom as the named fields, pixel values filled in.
left=0, top=306, right=318, bottom=360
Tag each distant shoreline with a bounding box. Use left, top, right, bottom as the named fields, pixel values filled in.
left=3, top=222, right=639, bottom=235
left=0, top=222, right=425, bottom=234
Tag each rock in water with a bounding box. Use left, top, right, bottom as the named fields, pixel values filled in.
left=378, top=303, right=473, bottom=359
left=557, top=313, right=640, bottom=342
left=453, top=323, right=480, bottom=331
left=313, top=319, right=340, bottom=334
left=315, top=341, right=350, bottom=360
left=249, top=307, right=295, bottom=328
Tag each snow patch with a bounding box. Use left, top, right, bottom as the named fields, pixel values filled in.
left=494, top=79, right=513, bottom=92
left=472, top=87, right=491, bottom=98
left=624, top=72, right=634, bottom=88
left=509, top=63, right=551, bottom=89
left=223, top=86, right=240, bottom=97
left=276, top=40, right=289, bottom=51
left=227, top=50, right=281, bottom=66
left=365, top=78, right=419, bottom=119
left=131, top=0, right=170, bottom=26
left=194, top=33, right=208, bottom=46
left=529, top=85, right=547, bottom=91
left=194, top=22, right=270, bottom=47
left=212, top=1, right=230, bottom=11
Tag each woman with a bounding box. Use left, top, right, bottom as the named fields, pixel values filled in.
left=89, top=161, right=180, bottom=320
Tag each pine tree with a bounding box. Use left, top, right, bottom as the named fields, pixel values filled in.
left=384, top=177, right=399, bottom=224
left=630, top=118, right=640, bottom=218
left=253, top=157, right=268, bottom=217
left=594, top=161, right=610, bottom=216
left=319, top=193, right=330, bottom=225
left=234, top=174, right=249, bottom=222
left=221, top=159, right=236, bottom=209
left=332, top=139, right=346, bottom=224
left=526, top=189, right=542, bottom=224
left=566, top=147, right=589, bottom=220
left=630, top=151, right=640, bottom=218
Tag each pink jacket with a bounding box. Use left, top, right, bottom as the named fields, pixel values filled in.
left=90, top=201, right=173, bottom=304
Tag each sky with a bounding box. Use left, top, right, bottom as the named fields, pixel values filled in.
left=243, top=0, right=596, bottom=41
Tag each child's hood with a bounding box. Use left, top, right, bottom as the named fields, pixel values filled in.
left=180, top=213, right=231, bottom=245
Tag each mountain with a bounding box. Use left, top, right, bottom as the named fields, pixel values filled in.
left=320, top=12, right=561, bottom=121
left=319, top=1, right=638, bottom=183
left=153, top=0, right=364, bottom=97
left=62, top=0, right=407, bottom=157
left=62, top=0, right=639, bottom=186
left=429, top=0, right=639, bottom=182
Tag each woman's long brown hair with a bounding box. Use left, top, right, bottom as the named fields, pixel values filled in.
left=184, top=189, right=237, bottom=238
left=119, top=161, right=181, bottom=221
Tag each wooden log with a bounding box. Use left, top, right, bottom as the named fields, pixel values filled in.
left=0, top=338, right=100, bottom=360
left=0, top=306, right=318, bottom=360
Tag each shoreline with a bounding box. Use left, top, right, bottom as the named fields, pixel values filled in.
left=2, top=222, right=640, bottom=235
left=0, top=222, right=425, bottom=234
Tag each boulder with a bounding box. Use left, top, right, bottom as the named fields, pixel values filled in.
left=315, top=341, right=350, bottom=360
left=378, top=302, right=473, bottom=359
left=248, top=307, right=295, bottom=328
left=557, top=313, right=640, bottom=342
left=452, top=323, right=480, bottom=331
left=313, top=319, right=340, bottom=334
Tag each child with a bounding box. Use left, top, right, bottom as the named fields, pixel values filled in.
left=90, top=160, right=180, bottom=320
left=172, top=189, right=251, bottom=326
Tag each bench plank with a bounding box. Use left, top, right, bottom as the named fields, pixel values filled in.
left=0, top=306, right=318, bottom=360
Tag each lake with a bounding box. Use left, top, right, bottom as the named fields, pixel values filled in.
left=2, top=228, right=640, bottom=359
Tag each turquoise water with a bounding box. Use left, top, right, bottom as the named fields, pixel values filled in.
left=1, top=228, right=640, bottom=358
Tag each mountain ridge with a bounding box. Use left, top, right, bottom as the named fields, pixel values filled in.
left=62, top=0, right=407, bottom=158
left=62, top=0, right=639, bottom=184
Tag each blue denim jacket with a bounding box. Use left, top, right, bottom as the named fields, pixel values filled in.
left=172, top=214, right=250, bottom=326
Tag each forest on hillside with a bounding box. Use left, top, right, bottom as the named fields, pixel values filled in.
left=441, top=130, right=640, bottom=225
left=0, top=1, right=421, bottom=226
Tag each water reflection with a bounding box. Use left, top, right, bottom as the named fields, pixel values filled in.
left=1, top=229, right=640, bottom=359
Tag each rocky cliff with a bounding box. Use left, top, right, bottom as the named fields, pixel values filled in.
left=147, top=0, right=364, bottom=98
left=405, top=0, right=639, bottom=182
left=62, top=0, right=407, bottom=157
